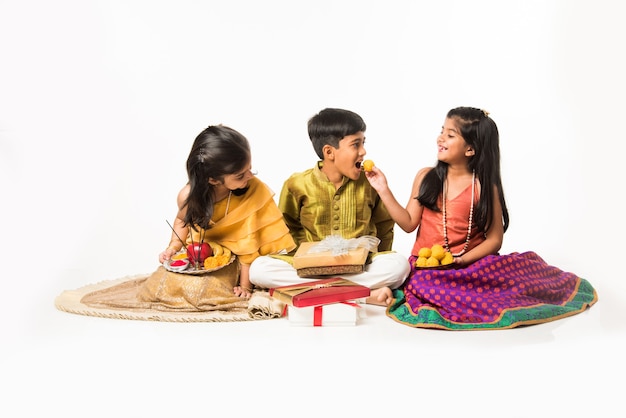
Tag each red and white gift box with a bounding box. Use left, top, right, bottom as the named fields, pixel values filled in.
left=270, top=277, right=370, bottom=307
left=287, top=301, right=365, bottom=326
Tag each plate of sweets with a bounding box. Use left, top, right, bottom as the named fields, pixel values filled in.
left=163, top=242, right=235, bottom=275
left=413, top=244, right=456, bottom=270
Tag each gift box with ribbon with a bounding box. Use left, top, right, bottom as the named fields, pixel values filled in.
left=287, top=301, right=364, bottom=326
left=293, top=235, right=380, bottom=277
left=270, top=277, right=370, bottom=307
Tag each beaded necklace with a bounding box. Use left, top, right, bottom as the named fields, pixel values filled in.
left=442, top=170, right=475, bottom=257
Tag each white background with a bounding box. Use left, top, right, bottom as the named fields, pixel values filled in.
left=1, top=1, right=625, bottom=417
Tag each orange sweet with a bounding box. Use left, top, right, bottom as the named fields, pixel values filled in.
left=418, top=247, right=432, bottom=258
left=426, top=256, right=440, bottom=267
left=415, top=256, right=428, bottom=268
left=362, top=160, right=375, bottom=172
left=441, top=251, right=454, bottom=265
left=431, top=244, right=446, bottom=261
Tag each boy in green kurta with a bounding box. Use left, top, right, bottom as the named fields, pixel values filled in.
left=250, top=108, right=410, bottom=305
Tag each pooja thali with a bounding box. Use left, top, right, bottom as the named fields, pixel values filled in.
left=163, top=254, right=236, bottom=275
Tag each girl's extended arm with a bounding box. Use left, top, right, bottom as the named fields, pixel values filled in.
left=365, top=166, right=427, bottom=233
left=159, top=185, right=191, bottom=263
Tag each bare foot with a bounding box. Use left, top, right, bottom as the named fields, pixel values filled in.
left=366, top=287, right=393, bottom=306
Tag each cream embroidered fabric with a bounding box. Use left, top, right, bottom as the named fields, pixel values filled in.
left=55, top=266, right=285, bottom=322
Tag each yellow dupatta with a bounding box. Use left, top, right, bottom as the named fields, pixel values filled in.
left=188, top=177, right=295, bottom=265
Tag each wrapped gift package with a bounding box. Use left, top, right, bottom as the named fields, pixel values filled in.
left=287, top=301, right=364, bottom=326
left=270, top=277, right=370, bottom=307
left=293, top=236, right=379, bottom=277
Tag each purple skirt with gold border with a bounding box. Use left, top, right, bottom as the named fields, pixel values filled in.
left=386, top=251, right=598, bottom=330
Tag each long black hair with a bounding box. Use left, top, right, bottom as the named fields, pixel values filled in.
left=417, top=107, right=509, bottom=234
left=183, top=124, right=251, bottom=230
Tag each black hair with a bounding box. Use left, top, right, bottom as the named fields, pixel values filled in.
left=184, top=124, right=251, bottom=229
left=418, top=107, right=509, bottom=234
left=307, top=108, right=366, bottom=159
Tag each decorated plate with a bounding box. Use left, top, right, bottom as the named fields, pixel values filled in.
left=163, top=254, right=236, bottom=275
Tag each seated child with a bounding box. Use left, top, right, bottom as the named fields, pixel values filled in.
left=250, top=108, right=410, bottom=306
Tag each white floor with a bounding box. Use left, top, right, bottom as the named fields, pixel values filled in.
left=2, top=2, right=626, bottom=417
left=3, top=262, right=623, bottom=418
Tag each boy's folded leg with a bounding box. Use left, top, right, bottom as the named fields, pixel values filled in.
left=249, top=255, right=317, bottom=289
left=349, top=252, right=411, bottom=289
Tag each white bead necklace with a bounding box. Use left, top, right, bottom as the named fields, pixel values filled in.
left=442, top=170, right=475, bottom=257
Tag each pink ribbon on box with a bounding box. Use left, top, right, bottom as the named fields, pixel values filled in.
left=312, top=301, right=361, bottom=327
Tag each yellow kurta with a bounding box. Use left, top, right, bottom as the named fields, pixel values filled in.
left=189, top=177, right=296, bottom=265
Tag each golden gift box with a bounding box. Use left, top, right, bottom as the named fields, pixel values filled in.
left=292, top=235, right=380, bottom=277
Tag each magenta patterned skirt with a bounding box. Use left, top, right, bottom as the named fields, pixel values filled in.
left=386, top=251, right=597, bottom=330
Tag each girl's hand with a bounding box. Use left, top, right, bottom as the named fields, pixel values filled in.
left=159, top=247, right=177, bottom=264
left=364, top=166, right=388, bottom=192
left=233, top=285, right=252, bottom=299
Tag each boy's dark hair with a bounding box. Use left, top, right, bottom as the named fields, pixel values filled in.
left=307, top=108, right=366, bottom=159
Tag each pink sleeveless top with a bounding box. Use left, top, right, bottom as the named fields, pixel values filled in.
left=411, top=182, right=484, bottom=256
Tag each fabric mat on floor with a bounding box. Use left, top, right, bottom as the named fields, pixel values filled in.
left=55, top=272, right=286, bottom=322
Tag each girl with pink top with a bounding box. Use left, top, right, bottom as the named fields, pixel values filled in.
left=365, top=107, right=597, bottom=330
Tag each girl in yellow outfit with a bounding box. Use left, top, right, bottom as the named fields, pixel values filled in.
left=159, top=125, right=296, bottom=299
